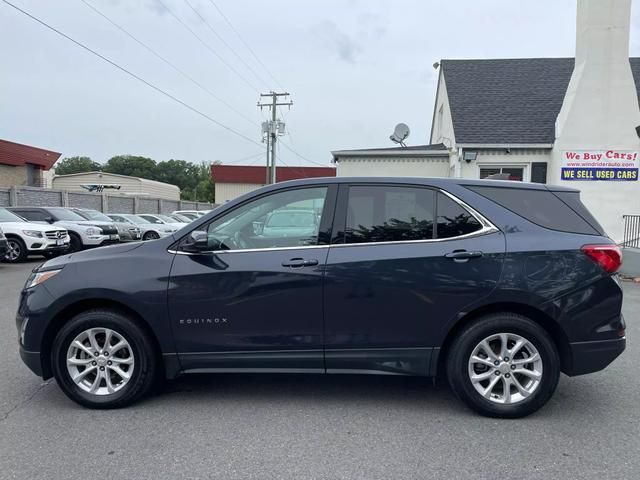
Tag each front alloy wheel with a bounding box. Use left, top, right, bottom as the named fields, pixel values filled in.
left=4, top=238, right=26, bottom=263
left=66, top=328, right=135, bottom=395
left=52, top=309, right=157, bottom=408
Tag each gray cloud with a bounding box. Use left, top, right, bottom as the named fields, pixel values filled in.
left=316, top=20, right=363, bottom=64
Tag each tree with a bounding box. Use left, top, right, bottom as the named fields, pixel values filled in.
left=54, top=156, right=102, bottom=175
left=103, top=155, right=157, bottom=179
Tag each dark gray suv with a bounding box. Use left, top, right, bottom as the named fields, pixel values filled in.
left=16, top=178, right=625, bottom=417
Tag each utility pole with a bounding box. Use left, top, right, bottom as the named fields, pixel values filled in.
left=258, top=92, right=292, bottom=184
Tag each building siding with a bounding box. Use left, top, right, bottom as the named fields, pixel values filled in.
left=0, top=164, right=28, bottom=187
left=53, top=172, right=180, bottom=200
left=337, top=157, right=450, bottom=178
left=215, top=182, right=262, bottom=203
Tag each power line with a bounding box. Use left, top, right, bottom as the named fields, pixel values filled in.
left=1, top=0, right=262, bottom=148
left=155, top=0, right=260, bottom=92
left=184, top=0, right=270, bottom=90
left=223, top=151, right=264, bottom=164
left=279, top=140, right=331, bottom=167
left=207, top=0, right=284, bottom=90
left=79, top=0, right=259, bottom=128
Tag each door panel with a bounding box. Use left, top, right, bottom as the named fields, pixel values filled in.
left=323, top=234, right=505, bottom=374
left=169, top=247, right=329, bottom=371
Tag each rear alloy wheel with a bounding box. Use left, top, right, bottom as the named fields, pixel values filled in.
left=51, top=309, right=157, bottom=408
left=143, top=231, right=160, bottom=241
left=4, top=237, right=27, bottom=263
left=447, top=313, right=559, bottom=418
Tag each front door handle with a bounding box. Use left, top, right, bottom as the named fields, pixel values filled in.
left=281, top=258, right=319, bottom=268
left=444, top=250, right=483, bottom=262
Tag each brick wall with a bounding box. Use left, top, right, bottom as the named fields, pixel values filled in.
left=0, top=188, right=10, bottom=207
left=17, top=188, right=63, bottom=206
left=68, top=192, right=102, bottom=210
left=1, top=186, right=214, bottom=213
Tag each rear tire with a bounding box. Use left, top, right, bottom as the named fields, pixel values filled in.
left=51, top=309, right=157, bottom=409
left=4, top=236, right=27, bottom=263
left=446, top=312, right=559, bottom=418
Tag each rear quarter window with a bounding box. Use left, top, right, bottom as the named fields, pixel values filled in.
left=465, top=186, right=600, bottom=235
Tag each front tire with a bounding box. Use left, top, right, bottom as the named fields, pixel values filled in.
left=143, top=231, right=160, bottom=241
left=68, top=233, right=83, bottom=252
left=51, top=309, right=157, bottom=409
left=446, top=313, right=560, bottom=418
left=4, top=236, right=27, bottom=263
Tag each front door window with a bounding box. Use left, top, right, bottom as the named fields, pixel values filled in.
left=199, top=187, right=327, bottom=251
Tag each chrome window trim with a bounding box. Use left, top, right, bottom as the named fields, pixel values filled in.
left=168, top=188, right=499, bottom=256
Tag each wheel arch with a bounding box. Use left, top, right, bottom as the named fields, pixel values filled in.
left=40, top=298, right=165, bottom=379
left=435, top=302, right=571, bottom=379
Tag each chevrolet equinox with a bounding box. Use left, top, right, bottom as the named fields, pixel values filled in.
left=16, top=178, right=626, bottom=418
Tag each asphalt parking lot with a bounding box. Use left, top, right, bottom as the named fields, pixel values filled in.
left=0, top=259, right=638, bottom=480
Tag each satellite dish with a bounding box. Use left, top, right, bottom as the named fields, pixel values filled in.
left=390, top=123, right=410, bottom=147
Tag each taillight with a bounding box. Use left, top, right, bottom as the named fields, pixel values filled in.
left=581, top=244, right=622, bottom=274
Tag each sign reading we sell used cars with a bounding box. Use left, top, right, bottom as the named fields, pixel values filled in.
left=561, top=150, right=639, bottom=181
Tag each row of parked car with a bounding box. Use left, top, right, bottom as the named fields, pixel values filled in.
left=0, top=206, right=209, bottom=263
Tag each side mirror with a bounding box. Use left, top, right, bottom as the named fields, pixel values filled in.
left=44, top=216, right=54, bottom=224
left=181, top=230, right=209, bottom=253
left=252, top=221, right=264, bottom=235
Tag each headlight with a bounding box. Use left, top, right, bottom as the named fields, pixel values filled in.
left=85, top=227, right=98, bottom=235
left=22, top=230, right=43, bottom=238
left=26, top=269, right=62, bottom=289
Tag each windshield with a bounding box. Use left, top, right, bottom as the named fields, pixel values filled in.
left=47, top=208, right=87, bottom=221
left=75, top=209, right=112, bottom=222
left=125, top=215, right=151, bottom=225
left=0, top=208, right=26, bottom=223
left=156, top=214, right=176, bottom=223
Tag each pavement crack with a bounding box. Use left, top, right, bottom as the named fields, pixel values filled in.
left=0, top=379, right=53, bottom=424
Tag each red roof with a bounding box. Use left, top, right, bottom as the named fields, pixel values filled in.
left=212, top=165, right=336, bottom=184
left=0, top=138, right=61, bottom=170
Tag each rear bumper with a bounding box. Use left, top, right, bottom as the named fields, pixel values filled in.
left=564, top=337, right=626, bottom=376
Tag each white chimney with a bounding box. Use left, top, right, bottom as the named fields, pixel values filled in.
left=555, top=0, right=640, bottom=143
left=551, top=0, right=640, bottom=243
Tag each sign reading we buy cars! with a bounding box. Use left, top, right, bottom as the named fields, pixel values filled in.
left=561, top=150, right=639, bottom=181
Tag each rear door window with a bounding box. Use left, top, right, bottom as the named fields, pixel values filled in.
left=466, top=186, right=600, bottom=235
left=342, top=186, right=484, bottom=244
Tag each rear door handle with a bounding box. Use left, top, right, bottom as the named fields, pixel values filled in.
left=281, top=258, right=319, bottom=268
left=444, top=250, right=483, bottom=262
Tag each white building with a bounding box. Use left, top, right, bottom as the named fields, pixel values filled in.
left=52, top=171, right=180, bottom=201
left=333, top=0, right=640, bottom=242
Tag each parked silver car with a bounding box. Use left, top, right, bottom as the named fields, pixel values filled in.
left=70, top=208, right=141, bottom=242
left=107, top=214, right=176, bottom=241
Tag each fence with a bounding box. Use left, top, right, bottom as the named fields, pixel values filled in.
left=622, top=215, right=640, bottom=248
left=0, top=186, right=215, bottom=215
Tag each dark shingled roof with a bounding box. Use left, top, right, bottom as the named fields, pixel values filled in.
left=439, top=58, right=640, bottom=145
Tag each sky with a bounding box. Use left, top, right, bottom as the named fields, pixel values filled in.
left=1, top=0, right=639, bottom=168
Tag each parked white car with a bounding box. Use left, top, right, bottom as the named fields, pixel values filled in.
left=8, top=207, right=119, bottom=252
left=137, top=214, right=186, bottom=233
left=107, top=214, right=176, bottom=241
left=172, top=210, right=209, bottom=220
left=0, top=207, right=70, bottom=262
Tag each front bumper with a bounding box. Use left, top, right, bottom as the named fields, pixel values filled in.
left=564, top=337, right=626, bottom=376
left=19, top=346, right=43, bottom=377
left=83, top=234, right=120, bottom=247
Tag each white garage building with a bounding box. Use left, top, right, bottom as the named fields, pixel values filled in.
left=333, top=0, right=640, bottom=242
left=52, top=171, right=180, bottom=201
